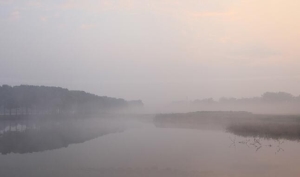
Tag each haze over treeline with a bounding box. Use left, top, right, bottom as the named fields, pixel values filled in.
left=1, top=0, right=300, bottom=105
left=1, top=84, right=300, bottom=115
left=163, top=92, right=300, bottom=114
left=0, top=85, right=143, bottom=116
left=191, top=92, right=300, bottom=104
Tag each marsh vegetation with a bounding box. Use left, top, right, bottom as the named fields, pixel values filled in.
left=154, top=111, right=300, bottom=141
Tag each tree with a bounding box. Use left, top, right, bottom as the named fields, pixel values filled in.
left=0, top=85, right=140, bottom=117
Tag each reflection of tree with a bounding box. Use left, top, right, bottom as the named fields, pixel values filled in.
left=227, top=121, right=300, bottom=141
left=229, top=136, right=286, bottom=154
left=229, top=136, right=236, bottom=148
left=0, top=119, right=125, bottom=155
left=275, top=140, right=284, bottom=154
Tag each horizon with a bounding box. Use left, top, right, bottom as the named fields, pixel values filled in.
left=1, top=0, right=300, bottom=105
left=2, top=1, right=300, bottom=175
left=2, top=84, right=300, bottom=105
left=2, top=1, right=300, bottom=176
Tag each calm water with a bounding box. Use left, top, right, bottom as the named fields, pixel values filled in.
left=1, top=118, right=300, bottom=177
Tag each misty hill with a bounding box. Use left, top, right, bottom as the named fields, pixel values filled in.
left=0, top=85, right=143, bottom=116
left=193, top=92, right=300, bottom=104
left=169, top=92, right=300, bottom=114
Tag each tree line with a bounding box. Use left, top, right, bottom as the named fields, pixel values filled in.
left=0, top=85, right=143, bottom=116
left=192, top=92, right=300, bottom=104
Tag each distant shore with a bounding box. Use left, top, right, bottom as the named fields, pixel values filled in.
left=154, top=111, right=300, bottom=141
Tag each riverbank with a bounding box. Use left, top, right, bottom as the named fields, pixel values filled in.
left=154, top=111, right=300, bottom=140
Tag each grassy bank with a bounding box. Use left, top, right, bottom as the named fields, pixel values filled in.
left=154, top=111, right=300, bottom=140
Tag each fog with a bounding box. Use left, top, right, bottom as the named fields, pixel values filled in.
left=2, top=113, right=300, bottom=177
left=2, top=0, right=300, bottom=177
left=1, top=0, right=300, bottom=106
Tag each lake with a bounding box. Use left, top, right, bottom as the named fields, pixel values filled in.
left=0, top=117, right=300, bottom=177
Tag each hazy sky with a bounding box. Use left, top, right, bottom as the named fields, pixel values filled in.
left=1, top=0, right=300, bottom=105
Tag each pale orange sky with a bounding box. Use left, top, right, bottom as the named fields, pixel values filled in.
left=1, top=0, right=300, bottom=104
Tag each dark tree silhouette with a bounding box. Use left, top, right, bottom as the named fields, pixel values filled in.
left=0, top=85, right=142, bottom=116
left=261, top=92, right=295, bottom=102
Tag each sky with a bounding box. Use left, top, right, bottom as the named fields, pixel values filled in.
left=1, top=0, right=300, bottom=105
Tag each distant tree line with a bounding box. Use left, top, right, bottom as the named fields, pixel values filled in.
left=169, top=92, right=300, bottom=114
left=192, top=92, right=300, bottom=105
left=0, top=85, right=143, bottom=116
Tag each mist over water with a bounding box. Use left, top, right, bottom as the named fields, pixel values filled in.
left=0, top=86, right=300, bottom=176
left=2, top=0, right=300, bottom=176
left=1, top=114, right=300, bottom=177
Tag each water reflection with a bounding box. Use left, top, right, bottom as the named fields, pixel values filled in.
left=0, top=118, right=125, bottom=154
left=2, top=113, right=300, bottom=177
left=226, top=122, right=300, bottom=141
left=229, top=136, right=285, bottom=154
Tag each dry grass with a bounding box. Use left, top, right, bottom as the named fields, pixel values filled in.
left=154, top=111, right=300, bottom=141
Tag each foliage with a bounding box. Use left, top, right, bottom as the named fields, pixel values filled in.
left=0, top=85, right=137, bottom=115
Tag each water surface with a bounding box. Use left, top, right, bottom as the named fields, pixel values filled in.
left=0, top=118, right=300, bottom=177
